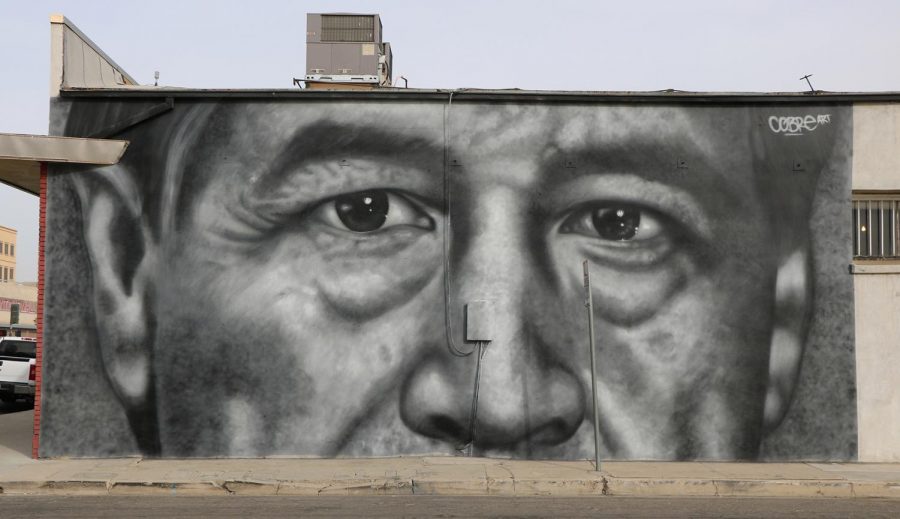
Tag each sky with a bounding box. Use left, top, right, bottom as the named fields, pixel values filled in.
left=2, top=0, right=900, bottom=281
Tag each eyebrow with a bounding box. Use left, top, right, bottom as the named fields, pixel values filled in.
left=258, top=120, right=445, bottom=191
left=538, top=134, right=754, bottom=214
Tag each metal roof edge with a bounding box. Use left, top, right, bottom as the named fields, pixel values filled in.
left=57, top=87, right=900, bottom=103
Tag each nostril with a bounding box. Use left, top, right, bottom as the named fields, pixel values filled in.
left=475, top=415, right=582, bottom=450
left=529, top=417, right=578, bottom=445
left=425, top=414, right=470, bottom=444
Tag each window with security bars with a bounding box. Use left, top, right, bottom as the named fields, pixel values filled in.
left=321, top=15, right=375, bottom=42
left=852, top=196, right=900, bottom=258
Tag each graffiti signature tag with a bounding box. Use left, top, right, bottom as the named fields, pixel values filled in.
left=768, top=114, right=831, bottom=136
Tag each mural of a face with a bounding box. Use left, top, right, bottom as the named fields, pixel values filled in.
left=66, top=100, right=843, bottom=459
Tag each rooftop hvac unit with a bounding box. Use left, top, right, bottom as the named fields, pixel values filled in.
left=305, top=13, right=393, bottom=87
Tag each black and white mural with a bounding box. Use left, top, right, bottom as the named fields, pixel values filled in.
left=40, top=97, right=856, bottom=460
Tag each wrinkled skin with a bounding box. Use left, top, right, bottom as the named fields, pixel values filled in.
left=151, top=103, right=781, bottom=459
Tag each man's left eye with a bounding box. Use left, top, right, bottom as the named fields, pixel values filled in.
left=314, top=189, right=435, bottom=233
left=560, top=203, right=664, bottom=242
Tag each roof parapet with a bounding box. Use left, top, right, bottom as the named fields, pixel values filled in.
left=49, top=14, right=139, bottom=97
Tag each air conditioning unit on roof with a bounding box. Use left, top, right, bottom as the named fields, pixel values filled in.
left=305, top=13, right=393, bottom=88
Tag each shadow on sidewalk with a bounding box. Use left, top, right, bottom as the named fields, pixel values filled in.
left=0, top=401, right=34, bottom=461
left=0, top=399, right=33, bottom=415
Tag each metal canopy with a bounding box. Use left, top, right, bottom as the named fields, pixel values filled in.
left=0, top=133, right=128, bottom=195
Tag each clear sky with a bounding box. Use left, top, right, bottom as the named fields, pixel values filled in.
left=2, top=0, right=900, bottom=281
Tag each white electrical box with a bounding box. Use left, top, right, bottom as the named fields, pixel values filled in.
left=465, top=300, right=493, bottom=342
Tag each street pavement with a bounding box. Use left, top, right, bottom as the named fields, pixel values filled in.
left=2, top=408, right=900, bottom=500
left=1, top=495, right=900, bottom=518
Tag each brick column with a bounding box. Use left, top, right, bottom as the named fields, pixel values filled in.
left=32, top=162, right=47, bottom=458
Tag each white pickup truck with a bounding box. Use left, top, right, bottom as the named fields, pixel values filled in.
left=0, top=337, right=37, bottom=404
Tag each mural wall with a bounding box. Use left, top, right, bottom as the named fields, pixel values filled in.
left=40, top=97, right=856, bottom=460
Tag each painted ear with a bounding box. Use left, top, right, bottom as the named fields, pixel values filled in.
left=762, top=249, right=811, bottom=432
left=73, top=167, right=158, bottom=412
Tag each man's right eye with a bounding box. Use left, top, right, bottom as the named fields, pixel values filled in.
left=313, top=189, right=435, bottom=233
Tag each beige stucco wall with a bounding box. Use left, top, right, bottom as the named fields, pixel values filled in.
left=852, top=103, right=900, bottom=190
left=853, top=272, right=900, bottom=461
left=852, top=102, right=900, bottom=461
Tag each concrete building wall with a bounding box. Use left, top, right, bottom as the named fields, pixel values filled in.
left=851, top=102, right=900, bottom=462
left=853, top=104, right=900, bottom=190
left=853, top=273, right=900, bottom=461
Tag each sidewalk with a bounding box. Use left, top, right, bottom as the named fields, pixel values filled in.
left=2, top=454, right=900, bottom=498
left=2, top=409, right=899, bottom=498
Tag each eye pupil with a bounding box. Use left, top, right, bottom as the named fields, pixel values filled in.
left=335, top=191, right=389, bottom=232
left=592, top=206, right=641, bottom=240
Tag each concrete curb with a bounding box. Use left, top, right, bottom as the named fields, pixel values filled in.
left=605, top=478, right=900, bottom=498
left=3, top=476, right=900, bottom=498
left=2, top=458, right=900, bottom=498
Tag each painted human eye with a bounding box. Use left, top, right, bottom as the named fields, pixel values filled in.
left=560, top=204, right=663, bottom=242
left=558, top=202, right=679, bottom=267
left=313, top=189, right=435, bottom=233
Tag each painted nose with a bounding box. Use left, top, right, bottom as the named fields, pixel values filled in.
left=400, top=188, right=585, bottom=451
left=401, top=332, right=584, bottom=450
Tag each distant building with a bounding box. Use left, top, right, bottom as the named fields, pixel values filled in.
left=0, top=281, right=36, bottom=338
left=0, top=225, right=16, bottom=283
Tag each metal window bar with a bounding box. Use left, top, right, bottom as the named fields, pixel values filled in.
left=868, top=201, right=874, bottom=256
left=891, top=200, right=897, bottom=256
left=852, top=197, right=900, bottom=258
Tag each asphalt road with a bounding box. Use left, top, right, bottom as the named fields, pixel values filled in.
left=0, top=496, right=898, bottom=518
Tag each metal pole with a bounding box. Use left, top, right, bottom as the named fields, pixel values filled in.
left=466, top=341, right=485, bottom=457
left=868, top=200, right=874, bottom=257
left=583, top=260, right=602, bottom=472
left=855, top=202, right=861, bottom=257
left=800, top=74, right=815, bottom=92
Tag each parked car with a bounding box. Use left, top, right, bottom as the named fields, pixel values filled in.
left=0, top=336, right=36, bottom=404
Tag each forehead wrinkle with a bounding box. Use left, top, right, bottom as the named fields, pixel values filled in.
left=218, top=102, right=443, bottom=162
left=450, top=105, right=564, bottom=187
left=553, top=106, right=725, bottom=159
left=260, top=101, right=443, bottom=131
left=248, top=121, right=442, bottom=196
left=454, top=104, right=559, bottom=152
